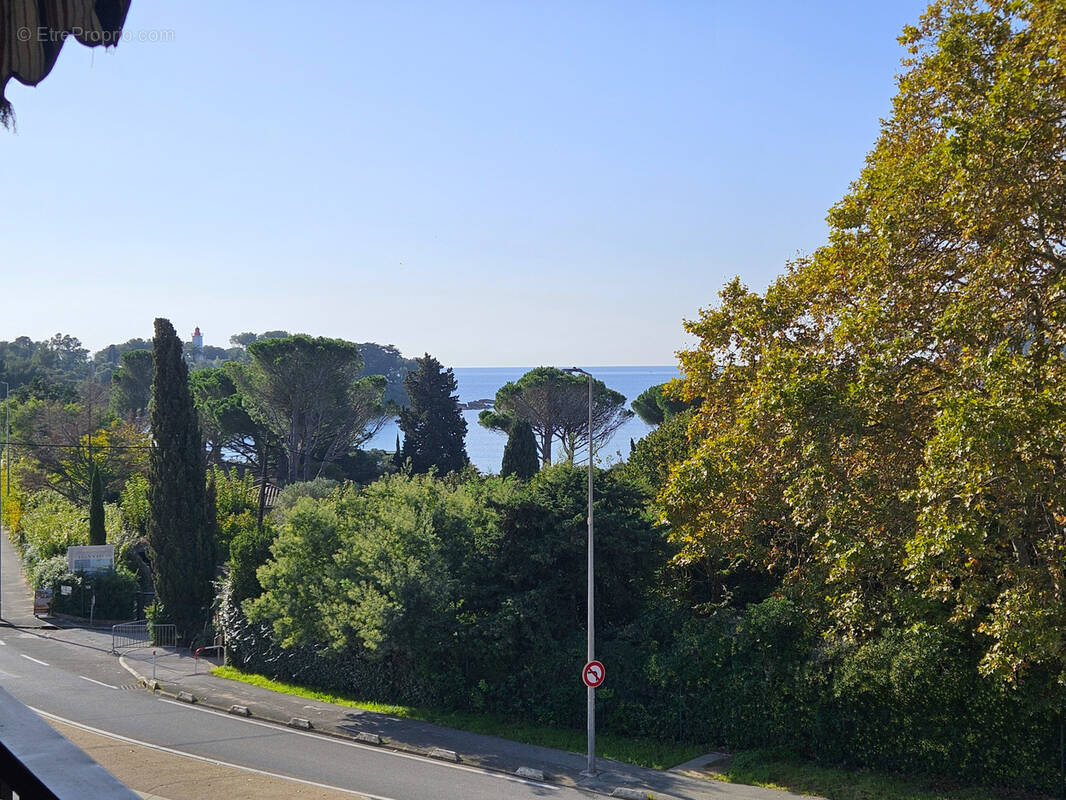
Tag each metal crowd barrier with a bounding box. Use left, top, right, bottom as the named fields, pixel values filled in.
left=110, top=620, right=177, bottom=653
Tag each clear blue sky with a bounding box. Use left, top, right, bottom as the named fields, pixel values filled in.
left=0, top=1, right=929, bottom=366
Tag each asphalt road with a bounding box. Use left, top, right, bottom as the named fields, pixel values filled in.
left=0, top=626, right=598, bottom=800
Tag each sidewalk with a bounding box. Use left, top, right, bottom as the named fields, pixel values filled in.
left=0, top=525, right=51, bottom=628
left=118, top=646, right=819, bottom=800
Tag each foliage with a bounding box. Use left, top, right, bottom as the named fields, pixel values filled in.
left=119, top=473, right=150, bottom=537
left=630, top=382, right=692, bottom=426
left=229, top=466, right=666, bottom=724
left=234, top=335, right=390, bottom=483
left=398, top=354, right=469, bottom=475
left=228, top=521, right=275, bottom=607
left=356, top=342, right=418, bottom=406
left=147, top=318, right=217, bottom=642
left=48, top=566, right=138, bottom=621
left=15, top=489, right=125, bottom=584
left=92, top=338, right=153, bottom=385
left=479, top=367, right=633, bottom=466
left=189, top=366, right=267, bottom=468
left=207, top=466, right=260, bottom=555
left=0, top=461, right=24, bottom=533
left=0, top=334, right=89, bottom=391
left=272, top=477, right=339, bottom=514
left=621, top=410, right=694, bottom=492
left=500, top=419, right=538, bottom=479
left=88, top=463, right=105, bottom=545
left=714, top=748, right=1002, bottom=800
left=322, top=448, right=396, bottom=484
left=109, top=348, right=153, bottom=422
left=246, top=476, right=457, bottom=663
left=11, top=388, right=148, bottom=502
left=663, top=0, right=1066, bottom=696
left=19, top=490, right=89, bottom=561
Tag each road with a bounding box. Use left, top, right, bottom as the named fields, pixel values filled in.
left=0, top=625, right=596, bottom=800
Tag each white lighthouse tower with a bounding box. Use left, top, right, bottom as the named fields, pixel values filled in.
left=191, top=326, right=204, bottom=362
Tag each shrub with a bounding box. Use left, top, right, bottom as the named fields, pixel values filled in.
left=48, top=567, right=138, bottom=621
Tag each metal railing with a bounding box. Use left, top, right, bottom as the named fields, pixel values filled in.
left=0, top=686, right=140, bottom=798
left=110, top=620, right=177, bottom=653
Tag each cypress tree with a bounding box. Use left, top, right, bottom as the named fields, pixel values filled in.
left=147, top=318, right=216, bottom=643
left=88, top=464, right=106, bottom=546
left=501, top=419, right=539, bottom=479
left=398, top=354, right=469, bottom=475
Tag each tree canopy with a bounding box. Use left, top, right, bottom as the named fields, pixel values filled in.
left=663, top=0, right=1066, bottom=689
left=109, top=349, right=153, bottom=422
left=234, top=335, right=390, bottom=483
left=630, top=382, right=692, bottom=426
left=478, top=367, right=632, bottom=467
left=398, top=354, right=468, bottom=475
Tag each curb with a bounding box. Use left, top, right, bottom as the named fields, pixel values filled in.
left=116, top=653, right=660, bottom=799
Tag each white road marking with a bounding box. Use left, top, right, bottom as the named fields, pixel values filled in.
left=79, top=675, right=119, bottom=689
left=0, top=638, right=7, bottom=645
left=20, top=654, right=48, bottom=666
left=31, top=708, right=395, bottom=800
left=154, top=698, right=560, bottom=790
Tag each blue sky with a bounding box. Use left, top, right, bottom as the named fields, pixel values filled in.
left=1, top=1, right=929, bottom=366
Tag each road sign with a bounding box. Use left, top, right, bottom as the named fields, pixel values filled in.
left=582, top=660, right=605, bottom=689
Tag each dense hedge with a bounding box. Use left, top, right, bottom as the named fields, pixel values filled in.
left=225, top=594, right=1058, bottom=791
left=49, top=567, right=138, bottom=621
left=221, top=470, right=1060, bottom=793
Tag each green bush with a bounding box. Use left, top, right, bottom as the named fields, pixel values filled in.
left=19, top=491, right=86, bottom=560
left=228, top=521, right=275, bottom=607
left=48, top=567, right=138, bottom=621
left=219, top=471, right=1060, bottom=793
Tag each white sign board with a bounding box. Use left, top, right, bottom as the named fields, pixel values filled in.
left=67, top=545, right=114, bottom=575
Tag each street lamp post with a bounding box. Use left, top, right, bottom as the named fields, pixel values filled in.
left=565, top=367, right=596, bottom=776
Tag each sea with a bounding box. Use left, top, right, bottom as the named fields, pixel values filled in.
left=365, top=366, right=681, bottom=473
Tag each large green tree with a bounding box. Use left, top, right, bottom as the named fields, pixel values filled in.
left=189, top=366, right=269, bottom=468
left=147, top=318, right=217, bottom=642
left=109, top=348, right=153, bottom=422
left=478, top=367, right=632, bottom=467
left=398, top=354, right=468, bottom=475
left=664, top=0, right=1066, bottom=689
left=234, top=335, right=390, bottom=483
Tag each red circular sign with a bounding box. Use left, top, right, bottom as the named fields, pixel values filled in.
left=583, top=660, right=605, bottom=688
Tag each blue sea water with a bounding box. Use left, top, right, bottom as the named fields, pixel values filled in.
left=365, top=365, right=681, bottom=473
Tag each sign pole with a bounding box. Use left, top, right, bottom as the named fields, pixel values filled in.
left=585, top=370, right=595, bottom=776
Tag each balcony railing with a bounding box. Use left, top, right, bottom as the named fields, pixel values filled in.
left=0, top=686, right=139, bottom=799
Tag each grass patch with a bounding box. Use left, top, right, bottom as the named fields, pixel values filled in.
left=712, top=748, right=1015, bottom=800
left=212, top=665, right=702, bottom=769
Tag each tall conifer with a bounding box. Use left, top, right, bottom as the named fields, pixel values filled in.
left=88, top=464, right=106, bottom=545
left=501, top=419, right=539, bottom=479
left=398, top=354, right=468, bottom=475
left=147, top=318, right=216, bottom=642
